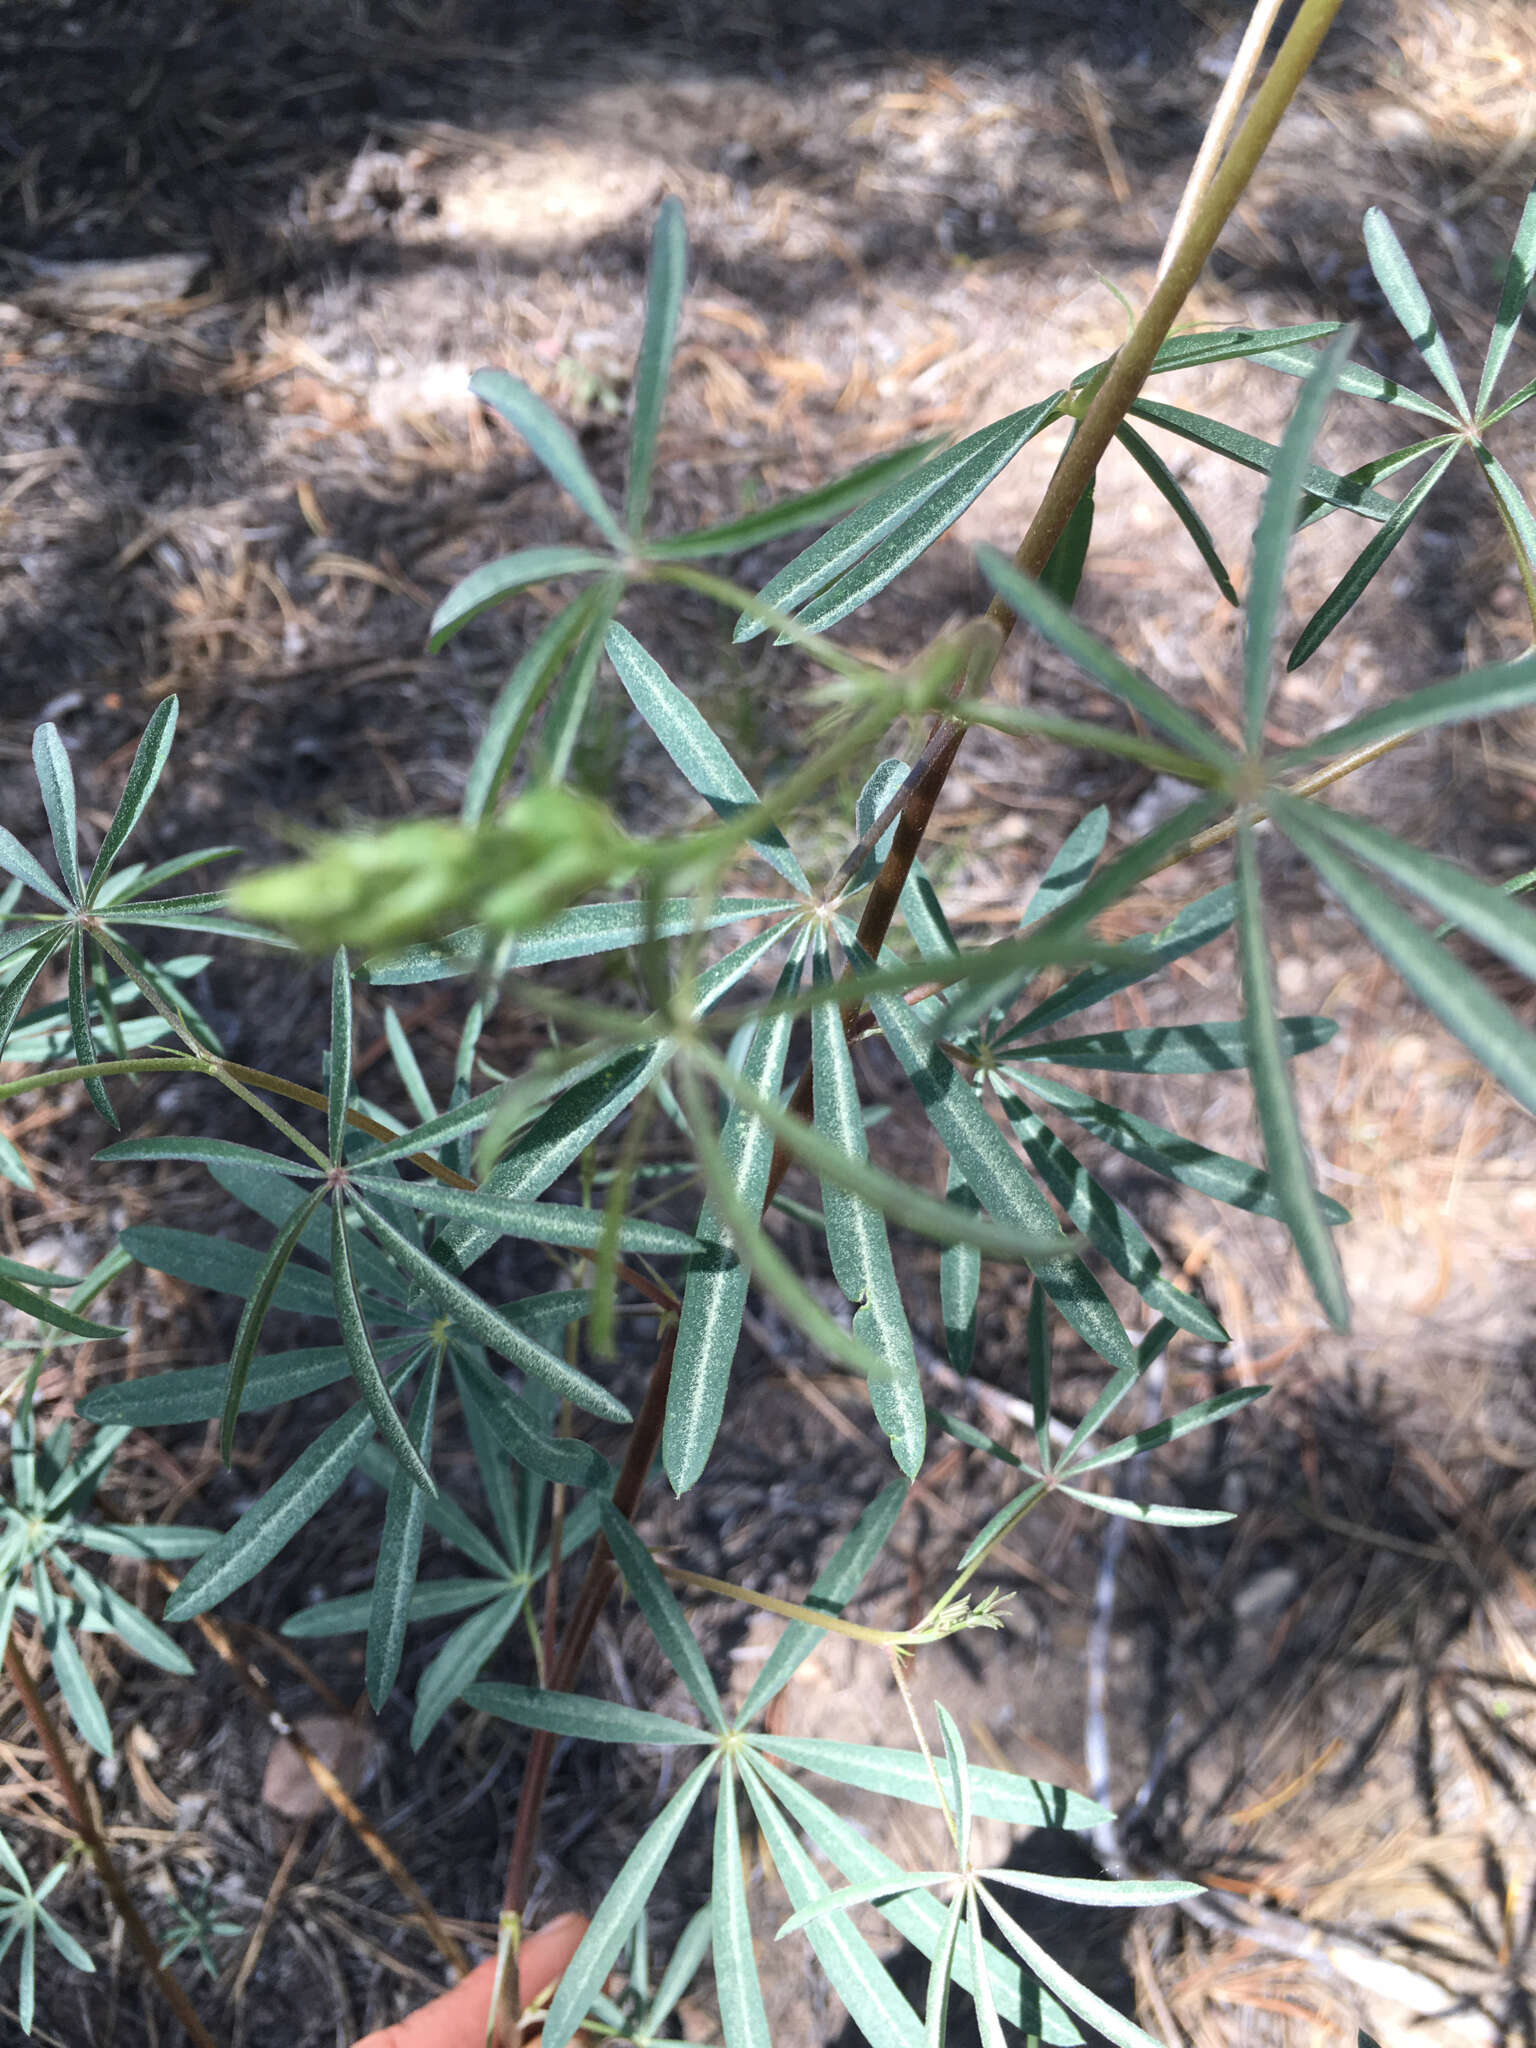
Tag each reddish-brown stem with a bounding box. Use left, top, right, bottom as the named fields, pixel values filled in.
left=4, top=1634, right=221, bottom=2048
left=493, top=1324, right=677, bottom=2046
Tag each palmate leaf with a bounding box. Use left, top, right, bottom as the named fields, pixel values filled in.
left=810, top=936, right=924, bottom=1478
left=736, top=396, right=1063, bottom=644
left=606, top=625, right=808, bottom=890
left=165, top=1358, right=419, bottom=1620
left=1234, top=819, right=1349, bottom=1327
left=752, top=1754, right=1083, bottom=2044
left=667, top=942, right=806, bottom=1494
left=542, top=1758, right=717, bottom=2048
left=626, top=197, right=688, bottom=537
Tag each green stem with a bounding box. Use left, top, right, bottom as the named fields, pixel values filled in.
left=0, top=1057, right=200, bottom=1104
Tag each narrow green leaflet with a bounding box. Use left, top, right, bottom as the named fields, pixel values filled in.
left=1072, top=320, right=1343, bottom=385
left=1234, top=819, right=1349, bottom=1327
left=981, top=1886, right=1161, bottom=2048
left=940, top=1162, right=981, bottom=1374
left=599, top=1498, right=725, bottom=1729
left=1288, top=441, right=1458, bottom=670
left=87, top=696, right=180, bottom=897
left=626, top=196, right=687, bottom=536
left=327, top=948, right=353, bottom=1162
left=1475, top=442, right=1536, bottom=580
left=32, top=725, right=81, bottom=902
left=606, top=624, right=808, bottom=890
left=1282, top=649, right=1536, bottom=765
left=736, top=397, right=1062, bottom=644
left=1286, top=802, right=1536, bottom=980
left=284, top=1577, right=500, bottom=1639
left=537, top=575, right=624, bottom=786
left=351, top=1194, right=630, bottom=1422
left=1274, top=795, right=1536, bottom=1119
left=33, top=1563, right=111, bottom=1754
left=52, top=1552, right=194, bottom=1674
left=366, top=896, right=792, bottom=985
left=95, top=1136, right=319, bottom=1177
left=0, top=1274, right=122, bottom=1342
left=67, top=929, right=115, bottom=1126
left=220, top=1187, right=330, bottom=1461
left=992, top=1086, right=1225, bottom=1341
left=542, top=1759, right=716, bottom=2048
left=1479, top=178, right=1536, bottom=415
left=1362, top=207, right=1469, bottom=418
left=1249, top=345, right=1460, bottom=427
left=810, top=938, right=925, bottom=1478
left=451, top=1349, right=613, bottom=1490
left=749, top=1735, right=1109, bottom=1831
left=739, top=1756, right=925, bottom=2048
left=1114, top=423, right=1237, bottom=603
left=465, top=1683, right=711, bottom=1746
left=1012, top=1016, right=1336, bottom=1073
left=937, top=1702, right=972, bottom=1864
left=1006, top=1067, right=1348, bottom=1225
left=0, top=827, right=70, bottom=909
left=667, top=943, right=805, bottom=1494
left=410, top=1591, right=529, bottom=1748
left=165, top=1367, right=413, bottom=1620
left=865, top=978, right=1136, bottom=1374
left=976, top=807, right=1109, bottom=1029
left=738, top=1478, right=906, bottom=1725
left=426, top=547, right=615, bottom=652
left=926, top=1889, right=966, bottom=2048
left=968, top=1897, right=1009, bottom=2048
left=645, top=440, right=942, bottom=561
left=714, top=1757, right=773, bottom=2048
left=1039, top=477, right=1094, bottom=608
left=349, top=1176, right=701, bottom=1258
left=1244, top=326, right=1357, bottom=747
left=0, top=937, right=64, bottom=1065
left=460, top=595, right=599, bottom=827
left=984, top=547, right=1233, bottom=768
left=1126, top=398, right=1396, bottom=519
left=1053, top=1487, right=1233, bottom=1526
left=469, top=368, right=628, bottom=548
left=366, top=1349, right=443, bottom=1705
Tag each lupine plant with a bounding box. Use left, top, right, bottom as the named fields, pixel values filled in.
left=3, top=0, right=1535, bottom=2039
